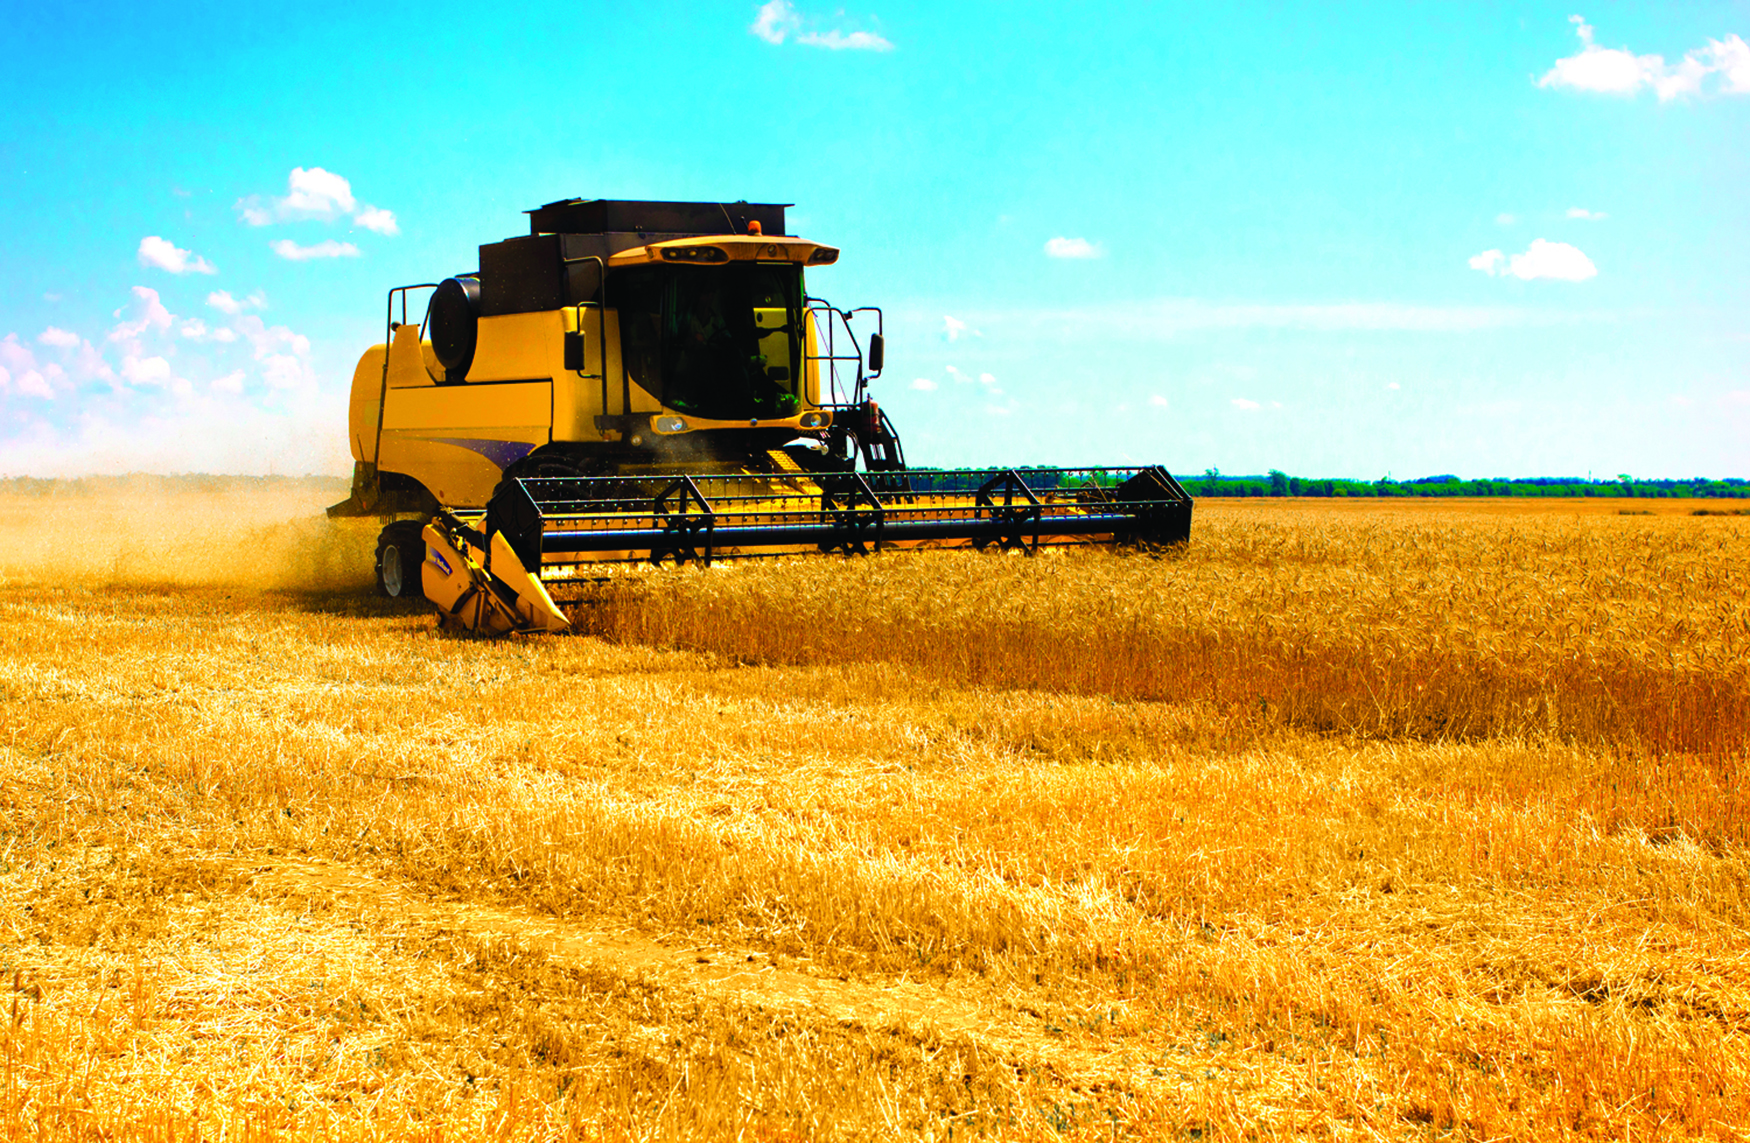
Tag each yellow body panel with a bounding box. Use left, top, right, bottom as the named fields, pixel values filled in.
left=347, top=260, right=831, bottom=508
left=753, top=307, right=792, bottom=391
left=384, top=381, right=552, bottom=431
left=554, top=307, right=611, bottom=442
left=470, top=312, right=562, bottom=382
left=387, top=323, right=440, bottom=388
left=379, top=381, right=552, bottom=508
left=347, top=346, right=386, bottom=463
left=346, top=326, right=443, bottom=463
left=607, top=234, right=837, bottom=268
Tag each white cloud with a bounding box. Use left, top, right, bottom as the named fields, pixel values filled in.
left=1231, top=398, right=1260, bottom=411
left=207, top=289, right=266, bottom=314
left=261, top=355, right=306, bottom=389
left=121, top=355, right=174, bottom=387
left=1471, top=238, right=1597, bottom=281
left=353, top=205, right=399, bottom=235
left=1653, top=54, right=1714, bottom=100
left=943, top=315, right=967, bottom=342
left=751, top=1, right=793, bottom=43
left=1045, top=236, right=1102, bottom=259
left=14, top=370, right=55, bottom=399
left=1468, top=249, right=1506, bottom=274
left=751, top=1, right=892, bottom=50
left=798, top=29, right=892, bottom=50
left=233, top=315, right=312, bottom=393
left=278, top=166, right=355, bottom=219
left=0, top=338, right=56, bottom=400
left=235, top=315, right=312, bottom=361
left=1510, top=239, right=1597, bottom=280
left=0, top=284, right=339, bottom=476
left=69, top=340, right=116, bottom=384
left=1540, top=17, right=1659, bottom=94
left=1387, top=382, right=1402, bottom=391
left=1715, top=34, right=1750, bottom=92
left=910, top=377, right=937, bottom=391
left=945, top=365, right=971, bottom=384
left=107, top=286, right=175, bottom=348
left=978, top=372, right=997, bottom=387
left=1, top=335, right=40, bottom=379
left=1567, top=207, right=1608, bottom=220
left=138, top=236, right=216, bottom=275
left=1539, top=16, right=1750, bottom=100
left=1495, top=213, right=1517, bottom=225
left=271, top=239, right=360, bottom=261
left=237, top=167, right=400, bottom=235
left=1148, top=394, right=1170, bottom=408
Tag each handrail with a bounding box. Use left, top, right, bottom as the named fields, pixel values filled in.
left=804, top=299, right=885, bottom=405
left=370, top=283, right=440, bottom=498
left=558, top=253, right=612, bottom=431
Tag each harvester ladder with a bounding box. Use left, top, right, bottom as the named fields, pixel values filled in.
left=370, top=284, right=440, bottom=507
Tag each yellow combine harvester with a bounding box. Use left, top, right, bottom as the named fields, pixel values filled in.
left=329, top=198, right=1192, bottom=634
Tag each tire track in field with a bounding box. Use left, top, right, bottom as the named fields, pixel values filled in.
left=234, top=854, right=1171, bottom=1092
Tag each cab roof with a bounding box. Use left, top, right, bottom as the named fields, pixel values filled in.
left=526, top=199, right=789, bottom=238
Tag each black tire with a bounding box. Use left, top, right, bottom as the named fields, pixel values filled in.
left=375, top=521, right=427, bottom=599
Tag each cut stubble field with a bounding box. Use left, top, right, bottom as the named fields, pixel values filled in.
left=2, top=480, right=1748, bottom=1139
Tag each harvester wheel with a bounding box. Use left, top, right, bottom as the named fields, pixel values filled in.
left=375, top=521, right=427, bottom=599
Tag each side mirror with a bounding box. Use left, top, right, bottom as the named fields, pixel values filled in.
left=867, top=332, right=884, bottom=375
left=564, top=330, right=586, bottom=372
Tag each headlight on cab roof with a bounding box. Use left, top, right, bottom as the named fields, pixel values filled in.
left=653, top=415, right=689, bottom=433
left=798, top=411, right=831, bottom=428
left=661, top=246, right=728, bottom=263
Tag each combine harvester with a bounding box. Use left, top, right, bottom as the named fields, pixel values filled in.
left=329, top=199, right=1193, bottom=634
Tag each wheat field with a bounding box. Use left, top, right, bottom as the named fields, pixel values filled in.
left=1, top=479, right=1747, bottom=1139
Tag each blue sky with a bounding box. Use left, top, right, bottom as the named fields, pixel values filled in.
left=1, top=1, right=1745, bottom=478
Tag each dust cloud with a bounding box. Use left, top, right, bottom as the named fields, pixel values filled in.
left=0, top=475, right=379, bottom=592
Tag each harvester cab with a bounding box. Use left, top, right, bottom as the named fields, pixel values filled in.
left=329, top=198, right=1192, bottom=634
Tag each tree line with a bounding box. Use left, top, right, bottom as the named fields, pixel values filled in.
left=1194, top=471, right=1750, bottom=499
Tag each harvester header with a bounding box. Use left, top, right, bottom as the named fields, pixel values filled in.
left=329, top=197, right=1194, bottom=634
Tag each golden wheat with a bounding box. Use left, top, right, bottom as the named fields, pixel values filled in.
left=593, top=505, right=1750, bottom=786
left=1, top=483, right=1747, bottom=1139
